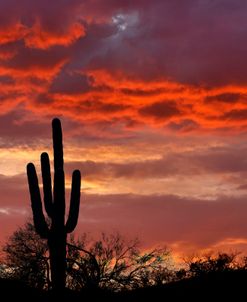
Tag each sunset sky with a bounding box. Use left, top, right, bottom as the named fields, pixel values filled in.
left=1, top=0, right=247, bottom=259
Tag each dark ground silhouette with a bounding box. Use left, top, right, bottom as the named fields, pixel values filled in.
left=1, top=269, right=247, bottom=301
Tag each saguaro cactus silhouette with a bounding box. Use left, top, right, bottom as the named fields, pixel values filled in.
left=26, top=118, right=81, bottom=292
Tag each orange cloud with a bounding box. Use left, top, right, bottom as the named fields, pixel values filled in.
left=0, top=18, right=85, bottom=50
left=25, top=20, right=86, bottom=49
left=0, top=23, right=28, bottom=45
left=30, top=70, right=247, bottom=134
left=0, top=59, right=247, bottom=137
left=0, top=52, right=68, bottom=80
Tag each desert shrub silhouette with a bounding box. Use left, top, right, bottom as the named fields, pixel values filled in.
left=26, top=118, right=81, bottom=293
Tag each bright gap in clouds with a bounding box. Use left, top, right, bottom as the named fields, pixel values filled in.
left=112, top=12, right=139, bottom=32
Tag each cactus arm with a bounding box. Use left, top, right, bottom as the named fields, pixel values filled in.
left=52, top=118, right=64, bottom=171
left=41, top=152, right=53, bottom=218
left=26, top=163, right=49, bottom=239
left=65, top=170, right=81, bottom=233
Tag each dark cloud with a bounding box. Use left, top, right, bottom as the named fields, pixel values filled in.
left=50, top=72, right=92, bottom=94
left=139, top=101, right=181, bottom=120
left=0, top=0, right=84, bottom=37
left=237, top=184, right=247, bottom=190
left=0, top=75, right=15, bottom=84
left=73, top=0, right=247, bottom=86
left=0, top=0, right=247, bottom=85
left=77, top=193, right=247, bottom=251
left=3, top=46, right=68, bottom=76
left=168, top=119, right=200, bottom=132
left=120, top=87, right=167, bottom=97
left=0, top=110, right=82, bottom=147
left=95, top=102, right=129, bottom=113
left=204, top=93, right=242, bottom=104
left=0, top=110, right=49, bottom=139
left=65, top=145, right=247, bottom=181
left=67, top=100, right=130, bottom=114
left=222, top=109, right=247, bottom=121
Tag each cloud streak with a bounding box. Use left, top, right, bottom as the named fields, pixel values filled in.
left=0, top=170, right=247, bottom=256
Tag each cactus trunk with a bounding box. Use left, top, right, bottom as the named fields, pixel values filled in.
left=48, top=231, right=67, bottom=291
left=26, top=118, right=81, bottom=293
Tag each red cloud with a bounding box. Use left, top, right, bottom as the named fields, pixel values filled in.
left=0, top=1, right=246, bottom=136
left=1, top=68, right=247, bottom=138
left=24, top=20, right=85, bottom=49
left=0, top=23, right=27, bottom=45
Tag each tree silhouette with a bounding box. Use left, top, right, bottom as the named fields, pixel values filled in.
left=1, top=222, right=171, bottom=292
left=66, top=232, right=171, bottom=291
left=26, top=118, right=81, bottom=293
left=186, top=252, right=238, bottom=278
left=2, top=222, right=49, bottom=289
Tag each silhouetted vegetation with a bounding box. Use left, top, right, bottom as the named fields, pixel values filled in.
left=26, top=118, right=81, bottom=293
left=1, top=222, right=171, bottom=292
left=1, top=223, right=247, bottom=301
left=2, top=222, right=48, bottom=289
